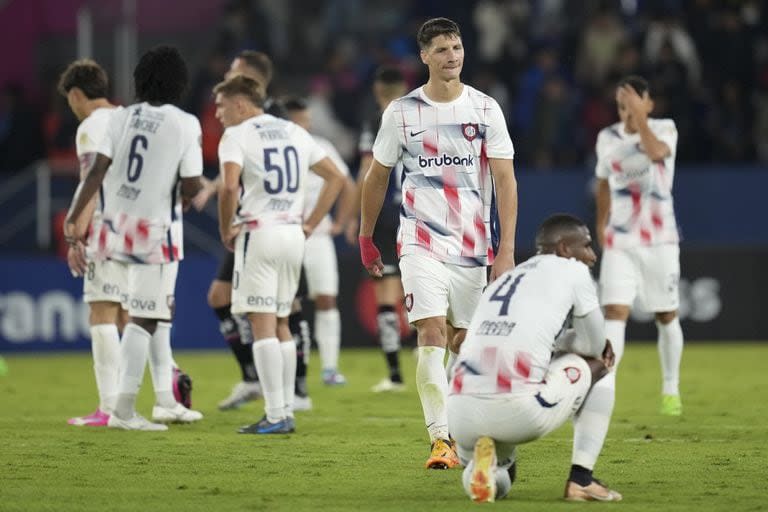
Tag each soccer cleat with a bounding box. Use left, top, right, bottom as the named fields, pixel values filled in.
left=370, top=378, right=406, bottom=393
left=172, top=367, right=193, bottom=408
left=322, top=369, right=347, bottom=386
left=107, top=413, right=168, bottom=431
left=151, top=403, right=203, bottom=423
left=660, top=394, right=682, bottom=416
left=469, top=436, right=498, bottom=503
left=564, top=478, right=623, bottom=502
left=238, top=415, right=293, bottom=434
left=293, top=394, right=313, bottom=411
left=67, top=409, right=110, bottom=427
left=425, top=438, right=460, bottom=470
left=218, top=381, right=262, bottom=410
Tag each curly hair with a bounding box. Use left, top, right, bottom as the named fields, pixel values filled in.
left=133, top=46, right=188, bottom=104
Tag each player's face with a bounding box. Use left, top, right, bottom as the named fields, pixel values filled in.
left=66, top=88, right=86, bottom=121
left=373, top=82, right=407, bottom=111
left=420, top=34, right=464, bottom=81
left=562, top=227, right=597, bottom=268
left=616, top=87, right=653, bottom=133
left=214, top=93, right=242, bottom=128
left=288, top=109, right=311, bottom=130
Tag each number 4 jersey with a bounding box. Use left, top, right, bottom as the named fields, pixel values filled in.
left=217, top=113, right=326, bottom=230
left=96, top=102, right=203, bottom=264
left=452, top=254, right=599, bottom=395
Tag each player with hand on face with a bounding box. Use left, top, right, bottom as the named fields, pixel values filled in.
left=448, top=215, right=622, bottom=503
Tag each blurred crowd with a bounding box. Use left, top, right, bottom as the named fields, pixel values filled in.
left=2, top=0, right=767, bottom=176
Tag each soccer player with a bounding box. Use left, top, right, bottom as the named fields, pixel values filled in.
left=214, top=75, right=344, bottom=434
left=447, top=214, right=622, bottom=503
left=359, top=17, right=518, bottom=468
left=64, top=46, right=205, bottom=431
left=595, top=75, right=684, bottom=416
left=57, top=59, right=126, bottom=426
left=350, top=67, right=410, bottom=393
left=284, top=97, right=355, bottom=385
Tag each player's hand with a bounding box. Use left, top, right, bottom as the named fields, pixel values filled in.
left=618, top=85, right=649, bottom=123
left=345, top=219, right=359, bottom=246
left=220, top=224, right=241, bottom=252
left=359, top=235, right=383, bottom=278
left=302, top=223, right=315, bottom=238
left=602, top=339, right=616, bottom=369
left=191, top=177, right=216, bottom=211
left=66, top=241, right=88, bottom=277
left=489, top=250, right=515, bottom=283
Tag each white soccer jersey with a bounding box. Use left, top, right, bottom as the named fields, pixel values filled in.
left=451, top=254, right=599, bottom=395
left=303, top=135, right=349, bottom=235
left=372, top=85, right=514, bottom=267
left=595, top=119, right=679, bottom=249
left=95, top=103, right=202, bottom=264
left=218, top=114, right=326, bottom=230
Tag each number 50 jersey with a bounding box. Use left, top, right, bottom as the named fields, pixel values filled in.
left=218, top=113, right=327, bottom=231
left=453, top=254, right=599, bottom=395
left=96, top=103, right=203, bottom=264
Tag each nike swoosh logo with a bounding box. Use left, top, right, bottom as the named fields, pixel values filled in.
left=410, top=129, right=427, bottom=137
left=535, top=392, right=559, bottom=408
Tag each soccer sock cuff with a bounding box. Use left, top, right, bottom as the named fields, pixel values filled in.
left=280, top=341, right=297, bottom=417
left=252, top=337, right=285, bottom=422
left=115, top=323, right=151, bottom=417
left=315, top=309, right=341, bottom=371
left=604, top=320, right=627, bottom=367
left=90, top=323, right=121, bottom=413
left=568, top=465, right=593, bottom=487
left=572, top=371, right=615, bottom=470
left=149, top=321, right=176, bottom=408
left=657, top=317, right=684, bottom=395
left=416, top=346, right=449, bottom=442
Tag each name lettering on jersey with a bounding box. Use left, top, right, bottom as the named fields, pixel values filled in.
left=246, top=296, right=292, bottom=310
left=418, top=153, right=475, bottom=168
left=267, top=198, right=294, bottom=212
left=101, top=283, right=121, bottom=297
left=117, top=184, right=141, bottom=200
left=130, top=117, right=161, bottom=134
left=258, top=129, right=288, bottom=141
left=477, top=320, right=517, bottom=336
left=130, top=298, right=156, bottom=311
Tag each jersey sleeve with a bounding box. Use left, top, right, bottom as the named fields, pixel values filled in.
left=654, top=119, right=678, bottom=158
left=96, top=111, right=119, bottom=160
left=594, top=130, right=612, bottom=179
left=217, top=128, right=244, bottom=167
left=371, top=103, right=401, bottom=167
left=179, top=115, right=203, bottom=178
left=484, top=99, right=515, bottom=159
left=572, top=262, right=600, bottom=317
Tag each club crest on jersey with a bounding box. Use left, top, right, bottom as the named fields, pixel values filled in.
left=404, top=293, right=414, bottom=312
left=461, top=123, right=479, bottom=142
left=564, top=367, right=582, bottom=384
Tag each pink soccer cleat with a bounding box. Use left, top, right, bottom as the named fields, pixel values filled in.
left=68, top=409, right=110, bottom=427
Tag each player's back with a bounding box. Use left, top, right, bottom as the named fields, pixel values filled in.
left=221, top=114, right=325, bottom=229
left=454, top=255, right=598, bottom=394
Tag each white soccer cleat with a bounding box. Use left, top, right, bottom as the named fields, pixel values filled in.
left=293, top=395, right=313, bottom=411
left=107, top=413, right=168, bottom=432
left=468, top=436, right=497, bottom=503
left=218, top=381, right=262, bottom=410
left=370, top=378, right=406, bottom=393
left=152, top=403, right=204, bottom=423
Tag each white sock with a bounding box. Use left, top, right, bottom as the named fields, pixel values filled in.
left=148, top=321, right=176, bottom=408
left=572, top=371, right=616, bottom=469
left=90, top=324, right=120, bottom=413
left=315, top=309, right=341, bottom=371
left=416, top=346, right=449, bottom=442
left=280, top=341, right=297, bottom=417
left=604, top=320, right=627, bottom=367
left=252, top=337, right=285, bottom=422
left=657, top=317, right=683, bottom=395
left=445, top=351, right=459, bottom=381
left=115, top=323, right=151, bottom=419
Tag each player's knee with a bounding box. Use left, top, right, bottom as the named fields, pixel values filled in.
left=132, top=317, right=158, bottom=334
left=603, top=304, right=630, bottom=321
left=585, top=357, right=609, bottom=385
left=655, top=310, right=677, bottom=325
left=415, top=318, right=446, bottom=347
left=447, top=329, right=466, bottom=354
left=314, top=295, right=336, bottom=310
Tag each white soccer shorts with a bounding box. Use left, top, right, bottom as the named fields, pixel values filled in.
left=231, top=225, right=304, bottom=318
left=303, top=232, right=338, bottom=297
left=447, top=353, right=592, bottom=466
left=83, top=259, right=129, bottom=308
left=599, top=243, right=680, bottom=312
left=399, top=253, right=486, bottom=328
left=122, top=261, right=178, bottom=320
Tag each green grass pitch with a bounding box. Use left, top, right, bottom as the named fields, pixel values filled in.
left=1, top=343, right=767, bottom=511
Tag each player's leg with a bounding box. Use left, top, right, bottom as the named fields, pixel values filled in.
left=289, top=297, right=312, bottom=410
left=400, top=254, right=457, bottom=468
left=445, top=263, right=486, bottom=381
left=371, top=275, right=405, bottom=392
left=599, top=248, right=638, bottom=367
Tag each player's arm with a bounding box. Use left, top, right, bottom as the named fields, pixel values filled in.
left=620, top=85, right=670, bottom=161
left=307, top=157, right=345, bottom=235
left=359, top=159, right=393, bottom=277
left=488, top=158, right=518, bottom=282
left=65, top=153, right=112, bottom=241
left=190, top=175, right=221, bottom=211
left=571, top=308, right=614, bottom=369
left=595, top=178, right=611, bottom=249
left=217, top=161, right=242, bottom=252
left=73, top=154, right=99, bottom=240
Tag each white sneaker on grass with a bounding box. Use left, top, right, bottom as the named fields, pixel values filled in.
left=218, top=381, right=262, bottom=410
left=108, top=413, right=168, bottom=431
left=152, top=403, right=203, bottom=423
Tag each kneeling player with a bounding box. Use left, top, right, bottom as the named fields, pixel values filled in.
left=447, top=214, right=622, bottom=502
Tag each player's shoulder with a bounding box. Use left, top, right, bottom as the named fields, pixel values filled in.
left=464, top=84, right=500, bottom=106
left=597, top=122, right=624, bottom=143
left=385, top=87, right=426, bottom=112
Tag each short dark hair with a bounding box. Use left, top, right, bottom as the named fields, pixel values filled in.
left=213, top=75, right=265, bottom=107
left=282, top=96, right=308, bottom=112
left=57, top=59, right=109, bottom=99
left=417, top=17, right=461, bottom=50
left=618, top=75, right=650, bottom=96
left=535, top=214, right=587, bottom=249
left=236, top=50, right=274, bottom=85
left=134, top=46, right=188, bottom=104
left=374, top=66, right=405, bottom=85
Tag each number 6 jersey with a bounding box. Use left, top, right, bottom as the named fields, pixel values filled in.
left=217, top=113, right=326, bottom=230
left=96, top=103, right=203, bottom=264
left=452, top=254, right=599, bottom=395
